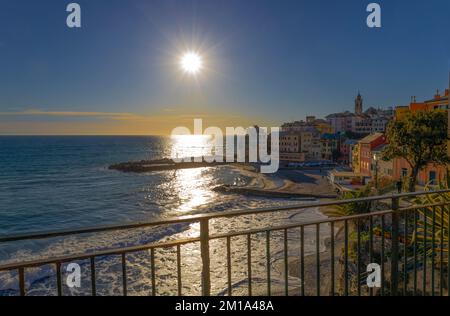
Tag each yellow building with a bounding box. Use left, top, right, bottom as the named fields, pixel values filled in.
left=394, top=106, right=410, bottom=120
left=279, top=133, right=305, bottom=162
left=424, top=89, right=449, bottom=110
left=352, top=143, right=361, bottom=173
left=315, top=121, right=334, bottom=134
left=394, top=89, right=449, bottom=120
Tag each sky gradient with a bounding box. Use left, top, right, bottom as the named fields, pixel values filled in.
left=0, top=0, right=449, bottom=135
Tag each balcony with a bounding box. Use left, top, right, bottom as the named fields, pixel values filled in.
left=0, top=190, right=449, bottom=296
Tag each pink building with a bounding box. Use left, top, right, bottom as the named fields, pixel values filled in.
left=358, top=133, right=386, bottom=176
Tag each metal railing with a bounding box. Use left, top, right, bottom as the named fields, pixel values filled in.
left=0, top=190, right=449, bottom=296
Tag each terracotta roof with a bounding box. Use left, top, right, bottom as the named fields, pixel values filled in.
left=359, top=133, right=384, bottom=144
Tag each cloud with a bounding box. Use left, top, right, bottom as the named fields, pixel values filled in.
left=0, top=109, right=139, bottom=119
left=0, top=109, right=275, bottom=135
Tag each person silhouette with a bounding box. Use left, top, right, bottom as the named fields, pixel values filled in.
left=396, top=180, right=402, bottom=194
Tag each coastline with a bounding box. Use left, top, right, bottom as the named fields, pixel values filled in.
left=108, top=157, right=338, bottom=198
left=229, top=165, right=344, bottom=296
left=217, top=165, right=338, bottom=199
left=286, top=205, right=345, bottom=296
left=2, top=152, right=343, bottom=295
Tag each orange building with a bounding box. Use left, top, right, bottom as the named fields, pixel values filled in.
left=395, top=89, right=449, bottom=119
left=393, top=159, right=446, bottom=186
left=393, top=88, right=449, bottom=186
left=424, top=89, right=449, bottom=110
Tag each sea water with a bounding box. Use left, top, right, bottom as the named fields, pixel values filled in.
left=0, top=136, right=329, bottom=296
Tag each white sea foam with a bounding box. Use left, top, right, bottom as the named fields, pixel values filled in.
left=0, top=165, right=329, bottom=296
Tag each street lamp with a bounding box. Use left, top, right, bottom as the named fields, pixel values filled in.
left=373, top=153, right=379, bottom=190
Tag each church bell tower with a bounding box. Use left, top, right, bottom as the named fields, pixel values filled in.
left=355, top=92, right=363, bottom=115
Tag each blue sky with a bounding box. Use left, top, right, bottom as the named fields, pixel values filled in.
left=0, top=0, right=449, bottom=134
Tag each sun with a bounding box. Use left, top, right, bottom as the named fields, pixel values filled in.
left=180, top=52, right=203, bottom=75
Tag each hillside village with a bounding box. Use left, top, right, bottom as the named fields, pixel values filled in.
left=279, top=87, right=450, bottom=191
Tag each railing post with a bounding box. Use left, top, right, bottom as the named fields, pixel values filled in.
left=200, top=218, right=211, bottom=296
left=391, top=196, right=400, bottom=296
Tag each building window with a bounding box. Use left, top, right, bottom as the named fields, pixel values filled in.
left=401, top=168, right=408, bottom=179
left=429, top=171, right=437, bottom=185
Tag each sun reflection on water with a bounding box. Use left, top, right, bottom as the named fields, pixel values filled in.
left=170, top=134, right=214, bottom=161
left=168, top=135, right=220, bottom=214
left=173, top=167, right=213, bottom=213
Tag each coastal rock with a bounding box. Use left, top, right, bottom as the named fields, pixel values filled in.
left=109, top=159, right=234, bottom=173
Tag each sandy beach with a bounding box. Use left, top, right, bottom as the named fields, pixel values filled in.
left=286, top=206, right=345, bottom=296
left=223, top=165, right=347, bottom=296
left=215, top=166, right=338, bottom=199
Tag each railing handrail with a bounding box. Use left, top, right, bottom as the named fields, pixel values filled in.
left=1, top=189, right=449, bottom=244
left=0, top=208, right=402, bottom=272
left=0, top=237, right=202, bottom=271
left=2, top=189, right=449, bottom=296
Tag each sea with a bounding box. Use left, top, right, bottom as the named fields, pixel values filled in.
left=0, top=136, right=329, bottom=296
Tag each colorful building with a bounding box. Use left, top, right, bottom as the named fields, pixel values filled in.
left=352, top=143, right=361, bottom=173
left=280, top=133, right=300, bottom=153
left=327, top=93, right=393, bottom=134
left=372, top=144, right=394, bottom=180
left=393, top=159, right=446, bottom=186
left=358, top=133, right=386, bottom=177
left=391, top=87, right=450, bottom=187
left=341, top=139, right=358, bottom=165
left=394, top=106, right=410, bottom=120
left=394, top=89, right=449, bottom=119
left=320, top=133, right=338, bottom=161
left=279, top=132, right=304, bottom=162
left=282, top=116, right=334, bottom=134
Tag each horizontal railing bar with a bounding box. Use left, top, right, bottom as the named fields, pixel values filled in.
left=210, top=209, right=394, bottom=240
left=398, top=201, right=450, bottom=212
left=0, top=208, right=396, bottom=272
left=0, top=217, right=204, bottom=243
left=3, top=190, right=447, bottom=244
left=1, top=199, right=447, bottom=273
left=1, top=189, right=449, bottom=297
left=0, top=237, right=201, bottom=271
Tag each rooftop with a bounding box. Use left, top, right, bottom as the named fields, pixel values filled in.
left=359, top=132, right=385, bottom=144
left=372, top=143, right=387, bottom=152
left=344, top=139, right=358, bottom=145
left=321, top=133, right=338, bottom=140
